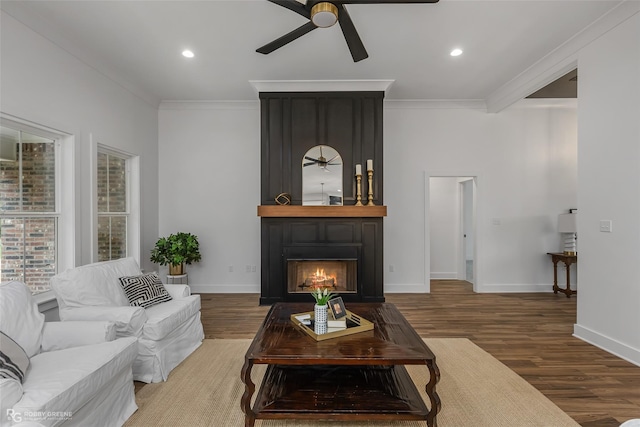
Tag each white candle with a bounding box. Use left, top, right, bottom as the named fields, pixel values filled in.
left=367, top=159, right=373, bottom=171
left=355, top=164, right=362, bottom=175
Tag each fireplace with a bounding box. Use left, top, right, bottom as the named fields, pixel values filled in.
left=260, top=219, right=384, bottom=304
left=258, top=91, right=386, bottom=305
left=287, top=259, right=358, bottom=295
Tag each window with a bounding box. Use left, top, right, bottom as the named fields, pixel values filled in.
left=0, top=123, right=59, bottom=294
left=97, top=149, right=129, bottom=262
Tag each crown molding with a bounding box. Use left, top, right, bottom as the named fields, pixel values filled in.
left=158, top=101, right=259, bottom=110
left=249, top=80, right=395, bottom=95
left=0, top=7, right=160, bottom=108
left=486, top=0, right=640, bottom=113
left=384, top=99, right=486, bottom=110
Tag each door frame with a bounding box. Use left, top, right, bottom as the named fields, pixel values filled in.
left=458, top=177, right=476, bottom=284
left=425, top=172, right=480, bottom=293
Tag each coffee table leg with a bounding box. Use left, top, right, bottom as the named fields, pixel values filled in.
left=240, top=359, right=256, bottom=427
left=425, top=359, right=441, bottom=427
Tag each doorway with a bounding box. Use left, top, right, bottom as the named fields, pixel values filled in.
left=428, top=176, right=477, bottom=289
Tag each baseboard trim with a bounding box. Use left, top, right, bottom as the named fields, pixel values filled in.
left=190, top=284, right=260, bottom=294
left=573, top=324, right=640, bottom=367
left=430, top=272, right=458, bottom=279
left=191, top=283, right=564, bottom=294
left=478, top=283, right=562, bottom=293
left=385, top=283, right=430, bottom=293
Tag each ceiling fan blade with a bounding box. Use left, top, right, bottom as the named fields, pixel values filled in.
left=303, top=161, right=317, bottom=166
left=327, top=154, right=340, bottom=163
left=305, top=156, right=319, bottom=162
left=257, top=22, right=317, bottom=54
left=267, top=0, right=311, bottom=19
left=337, top=5, right=368, bottom=62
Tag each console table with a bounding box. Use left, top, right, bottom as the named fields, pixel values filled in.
left=547, top=252, right=577, bottom=298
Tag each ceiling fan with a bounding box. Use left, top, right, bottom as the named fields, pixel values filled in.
left=303, top=146, right=341, bottom=170
left=257, top=0, right=439, bottom=62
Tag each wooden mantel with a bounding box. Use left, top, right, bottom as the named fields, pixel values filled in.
left=257, top=205, right=387, bottom=218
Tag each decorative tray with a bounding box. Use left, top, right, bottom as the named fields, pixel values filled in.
left=290, top=309, right=374, bottom=341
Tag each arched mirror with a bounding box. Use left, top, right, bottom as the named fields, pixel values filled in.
left=302, top=145, right=343, bottom=205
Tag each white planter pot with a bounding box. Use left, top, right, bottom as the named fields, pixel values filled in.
left=314, top=303, right=328, bottom=325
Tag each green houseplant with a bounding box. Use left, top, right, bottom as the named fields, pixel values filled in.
left=150, top=232, right=201, bottom=275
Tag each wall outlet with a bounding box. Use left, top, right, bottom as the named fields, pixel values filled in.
left=389, top=265, right=395, bottom=273
left=228, top=265, right=233, bottom=272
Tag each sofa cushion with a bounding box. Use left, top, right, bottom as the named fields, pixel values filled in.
left=119, top=272, right=172, bottom=309
left=0, top=332, right=30, bottom=383
left=50, top=257, right=141, bottom=308
left=0, top=281, right=45, bottom=358
left=142, top=295, right=201, bottom=341
left=14, top=337, right=138, bottom=417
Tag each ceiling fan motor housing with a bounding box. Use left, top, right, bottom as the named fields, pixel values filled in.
left=311, top=2, right=339, bottom=27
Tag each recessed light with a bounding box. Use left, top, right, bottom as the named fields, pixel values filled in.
left=450, top=48, right=463, bottom=57
left=182, top=50, right=195, bottom=58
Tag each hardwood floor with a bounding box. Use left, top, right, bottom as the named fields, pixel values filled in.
left=198, top=280, right=640, bottom=426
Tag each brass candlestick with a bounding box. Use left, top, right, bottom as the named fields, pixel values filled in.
left=366, top=170, right=375, bottom=206
left=355, top=174, right=363, bottom=206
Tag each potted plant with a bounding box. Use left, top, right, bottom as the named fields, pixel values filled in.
left=311, top=287, right=335, bottom=329
left=150, top=232, right=201, bottom=275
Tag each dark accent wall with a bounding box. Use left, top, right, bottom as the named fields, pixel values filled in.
left=260, top=92, right=384, bottom=205
left=259, top=91, right=385, bottom=305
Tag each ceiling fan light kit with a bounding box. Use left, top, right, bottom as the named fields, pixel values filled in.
left=311, top=2, right=338, bottom=28
left=258, top=0, right=439, bottom=62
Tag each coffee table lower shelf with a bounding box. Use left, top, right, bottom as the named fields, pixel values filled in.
left=252, top=364, right=430, bottom=423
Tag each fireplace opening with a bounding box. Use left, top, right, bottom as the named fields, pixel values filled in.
left=287, top=260, right=357, bottom=295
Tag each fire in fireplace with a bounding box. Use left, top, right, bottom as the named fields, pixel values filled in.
left=287, top=260, right=357, bottom=295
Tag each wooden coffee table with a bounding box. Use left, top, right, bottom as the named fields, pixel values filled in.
left=241, top=302, right=441, bottom=426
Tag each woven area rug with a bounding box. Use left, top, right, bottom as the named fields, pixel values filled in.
left=125, top=338, right=579, bottom=427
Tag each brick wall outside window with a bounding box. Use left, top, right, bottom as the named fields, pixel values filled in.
left=97, top=152, right=127, bottom=262
left=1, top=141, right=57, bottom=294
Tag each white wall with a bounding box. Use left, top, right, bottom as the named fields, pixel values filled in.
left=0, top=11, right=159, bottom=272
left=574, top=12, right=640, bottom=366
left=158, top=103, right=261, bottom=292
left=384, top=101, right=578, bottom=293
left=159, top=100, right=577, bottom=295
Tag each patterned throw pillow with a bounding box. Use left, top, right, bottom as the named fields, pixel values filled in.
left=0, top=332, right=30, bottom=383
left=119, top=272, right=173, bottom=309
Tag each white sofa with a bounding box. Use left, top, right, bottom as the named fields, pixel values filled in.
left=0, top=281, right=138, bottom=427
left=50, top=257, right=204, bottom=383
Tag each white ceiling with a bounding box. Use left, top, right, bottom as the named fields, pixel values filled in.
left=1, top=0, right=623, bottom=104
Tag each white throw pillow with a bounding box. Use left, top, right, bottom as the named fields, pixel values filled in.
left=0, top=282, right=44, bottom=358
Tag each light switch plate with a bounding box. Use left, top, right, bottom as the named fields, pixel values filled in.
left=599, top=220, right=612, bottom=233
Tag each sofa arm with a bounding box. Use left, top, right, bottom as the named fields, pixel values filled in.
left=165, top=284, right=191, bottom=299
left=40, top=321, right=116, bottom=352
left=58, top=306, right=146, bottom=338
left=0, top=378, right=23, bottom=418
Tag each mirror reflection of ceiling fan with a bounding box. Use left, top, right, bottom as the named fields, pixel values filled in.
left=303, top=146, right=341, bottom=171
left=257, top=0, right=439, bottom=62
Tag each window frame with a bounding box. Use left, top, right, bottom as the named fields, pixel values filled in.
left=92, top=141, right=140, bottom=265
left=0, top=114, right=74, bottom=294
